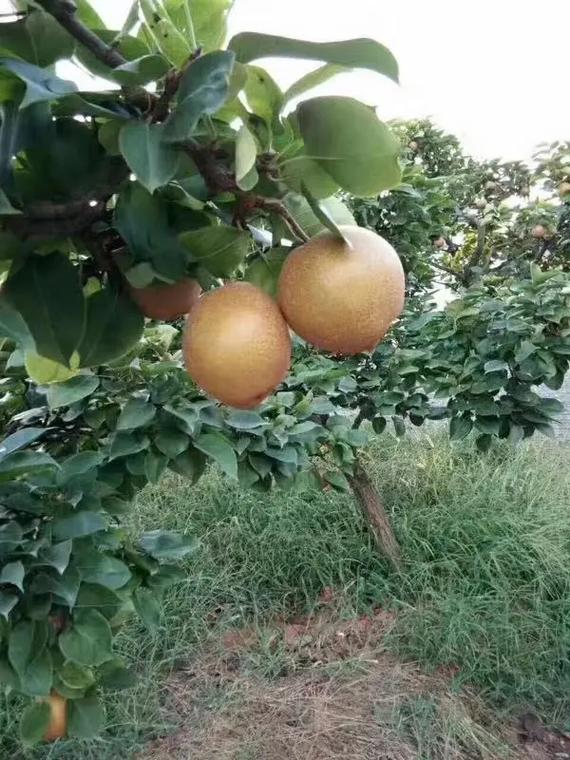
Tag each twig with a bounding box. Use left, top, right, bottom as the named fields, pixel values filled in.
left=252, top=197, right=310, bottom=243
left=36, top=0, right=127, bottom=69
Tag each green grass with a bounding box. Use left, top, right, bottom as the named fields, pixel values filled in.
left=3, top=432, right=570, bottom=757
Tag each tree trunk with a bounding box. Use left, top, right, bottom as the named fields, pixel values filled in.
left=347, top=460, right=401, bottom=570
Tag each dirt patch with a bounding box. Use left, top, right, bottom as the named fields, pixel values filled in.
left=143, top=607, right=565, bottom=760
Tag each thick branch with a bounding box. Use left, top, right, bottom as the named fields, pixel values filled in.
left=347, top=460, right=401, bottom=570
left=37, top=0, right=127, bottom=68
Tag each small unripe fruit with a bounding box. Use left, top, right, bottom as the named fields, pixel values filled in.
left=408, top=140, right=418, bottom=151
left=559, top=181, right=570, bottom=198
left=43, top=692, right=67, bottom=742
left=183, top=282, right=291, bottom=409
left=485, top=180, right=497, bottom=192
left=130, top=278, right=200, bottom=321
left=433, top=236, right=446, bottom=249
left=532, top=224, right=546, bottom=239
left=474, top=198, right=486, bottom=210
left=278, top=226, right=404, bottom=356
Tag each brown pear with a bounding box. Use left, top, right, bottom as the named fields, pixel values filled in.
left=183, top=282, right=291, bottom=409
left=43, top=692, right=67, bottom=742
left=277, top=226, right=405, bottom=355
left=130, top=278, right=200, bottom=321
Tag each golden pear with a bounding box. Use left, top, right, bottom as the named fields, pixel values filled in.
left=130, top=278, right=200, bottom=321
left=183, top=282, right=291, bottom=409
left=278, top=226, right=404, bottom=355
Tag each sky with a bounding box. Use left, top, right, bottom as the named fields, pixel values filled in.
left=3, top=0, right=568, bottom=161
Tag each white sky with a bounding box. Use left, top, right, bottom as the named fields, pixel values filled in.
left=3, top=0, right=569, bottom=161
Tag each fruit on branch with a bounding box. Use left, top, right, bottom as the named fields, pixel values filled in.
left=532, top=224, right=547, bottom=239
left=130, top=279, right=201, bottom=321
left=559, top=181, right=570, bottom=198
left=474, top=198, right=487, bottom=210
left=277, top=226, right=405, bottom=355
left=183, top=282, right=291, bottom=409
left=43, top=692, right=67, bottom=742
left=433, top=236, right=446, bottom=248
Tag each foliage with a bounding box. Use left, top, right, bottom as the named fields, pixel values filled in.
left=0, top=0, right=405, bottom=739
left=0, top=0, right=569, bottom=745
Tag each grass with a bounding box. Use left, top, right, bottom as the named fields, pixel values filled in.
left=2, top=431, right=570, bottom=758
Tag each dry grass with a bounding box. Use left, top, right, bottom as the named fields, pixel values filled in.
left=144, top=608, right=519, bottom=760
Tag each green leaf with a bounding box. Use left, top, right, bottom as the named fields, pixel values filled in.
left=109, top=432, right=150, bottom=461
left=155, top=430, right=189, bottom=458
left=68, top=694, right=105, bottom=739
left=476, top=433, right=493, bottom=452
left=111, top=54, right=170, bottom=86
left=282, top=64, right=346, bottom=107
left=114, top=183, right=195, bottom=282
left=31, top=569, right=81, bottom=607
left=235, top=124, right=258, bottom=190
left=244, top=248, right=288, bottom=298
left=194, top=432, right=238, bottom=478
left=4, top=252, right=85, bottom=366
left=98, top=660, right=137, bottom=691
left=76, top=584, right=124, bottom=620
left=0, top=11, right=75, bottom=67
left=163, top=51, right=235, bottom=142
left=297, top=96, right=401, bottom=196
left=78, top=287, right=144, bottom=368
left=25, top=351, right=80, bottom=384
left=139, top=530, right=200, bottom=562
left=119, top=121, right=179, bottom=193
left=297, top=96, right=401, bottom=197
left=8, top=620, right=52, bottom=696
left=59, top=661, right=95, bottom=691
left=117, top=399, right=156, bottom=431
left=0, top=561, right=24, bottom=592
left=0, top=292, right=34, bottom=348
left=47, top=375, right=99, bottom=409
left=58, top=452, right=103, bottom=485
left=484, top=360, right=508, bottom=373
left=0, top=591, right=18, bottom=619
left=284, top=194, right=355, bottom=239
left=164, top=0, right=234, bottom=52
left=0, top=188, right=21, bottom=215
left=39, top=541, right=72, bottom=575
left=280, top=148, right=339, bottom=199
left=301, top=182, right=348, bottom=241
left=225, top=410, right=268, bottom=430
left=450, top=415, right=473, bottom=441
left=53, top=512, right=107, bottom=541
left=0, top=427, right=45, bottom=462
left=180, top=225, right=250, bottom=277
left=59, top=609, right=113, bottom=666
left=140, top=0, right=191, bottom=66
left=0, top=450, right=58, bottom=478
left=243, top=64, right=283, bottom=125
left=228, top=34, right=398, bottom=83
left=133, top=588, right=161, bottom=632
left=75, top=0, right=106, bottom=28
left=19, top=701, right=51, bottom=747
left=323, top=470, right=350, bottom=492
left=75, top=551, right=131, bottom=591
left=169, top=447, right=206, bottom=484
left=0, top=58, right=76, bottom=108
left=392, top=416, right=406, bottom=437
left=144, top=450, right=168, bottom=484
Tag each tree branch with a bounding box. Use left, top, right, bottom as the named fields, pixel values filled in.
left=37, top=0, right=127, bottom=68
left=250, top=197, right=310, bottom=243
